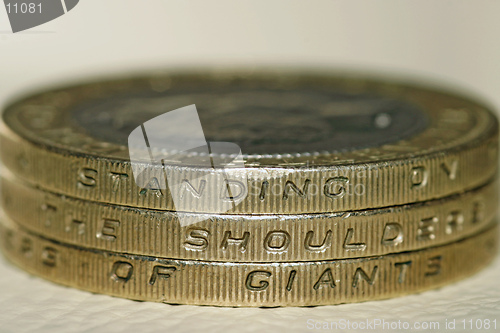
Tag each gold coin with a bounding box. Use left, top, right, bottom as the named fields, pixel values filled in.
left=0, top=72, right=498, bottom=214
left=1, top=173, right=497, bottom=261
left=1, top=218, right=497, bottom=307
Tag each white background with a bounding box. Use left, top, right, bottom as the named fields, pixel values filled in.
left=0, top=1, right=499, bottom=332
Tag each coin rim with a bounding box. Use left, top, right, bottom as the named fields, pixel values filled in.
left=1, top=218, right=497, bottom=307
left=2, top=173, right=497, bottom=262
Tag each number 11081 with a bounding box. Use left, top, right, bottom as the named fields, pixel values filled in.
left=6, top=3, right=41, bottom=14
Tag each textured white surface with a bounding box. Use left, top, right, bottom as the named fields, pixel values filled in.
left=0, top=244, right=498, bottom=333
left=0, top=1, right=499, bottom=332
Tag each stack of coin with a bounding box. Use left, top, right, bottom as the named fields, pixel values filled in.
left=0, top=72, right=498, bottom=307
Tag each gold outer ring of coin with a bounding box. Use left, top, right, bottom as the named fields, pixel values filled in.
left=1, top=218, right=497, bottom=307
left=1, top=172, right=497, bottom=261
left=0, top=72, right=498, bottom=214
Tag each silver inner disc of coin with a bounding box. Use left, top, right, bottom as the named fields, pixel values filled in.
left=72, top=85, right=428, bottom=155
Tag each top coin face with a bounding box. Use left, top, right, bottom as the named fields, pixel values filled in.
left=72, top=81, right=428, bottom=156
left=0, top=72, right=486, bottom=163
left=1, top=71, right=498, bottom=214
